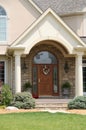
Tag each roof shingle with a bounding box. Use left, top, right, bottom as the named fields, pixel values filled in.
left=32, top=0, right=86, bottom=15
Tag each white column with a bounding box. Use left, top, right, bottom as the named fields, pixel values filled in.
left=75, top=52, right=83, bottom=96
left=15, top=54, right=21, bottom=93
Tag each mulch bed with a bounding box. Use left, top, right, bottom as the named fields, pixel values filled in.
left=0, top=109, right=86, bottom=115
left=0, top=109, right=41, bottom=114
left=67, top=109, right=86, bottom=115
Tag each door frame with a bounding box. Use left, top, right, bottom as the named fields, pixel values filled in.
left=32, top=63, right=59, bottom=98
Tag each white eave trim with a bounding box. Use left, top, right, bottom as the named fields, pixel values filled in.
left=8, top=46, right=25, bottom=51
left=74, top=46, right=86, bottom=51
left=28, top=0, right=43, bottom=14
left=60, top=10, right=86, bottom=17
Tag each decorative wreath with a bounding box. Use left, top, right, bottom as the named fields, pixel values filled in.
left=43, top=65, right=50, bottom=75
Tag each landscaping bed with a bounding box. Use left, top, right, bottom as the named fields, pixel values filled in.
left=0, top=108, right=41, bottom=114
left=0, top=108, right=86, bottom=115
left=67, top=109, right=86, bottom=115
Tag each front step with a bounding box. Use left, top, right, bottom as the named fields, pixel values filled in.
left=35, top=103, right=68, bottom=110
left=35, top=99, right=71, bottom=110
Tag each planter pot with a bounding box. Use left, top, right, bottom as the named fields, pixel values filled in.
left=28, top=88, right=32, bottom=94
left=62, top=88, right=70, bottom=98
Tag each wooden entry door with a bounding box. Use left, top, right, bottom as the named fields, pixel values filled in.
left=32, top=64, right=59, bottom=98
left=38, top=64, right=52, bottom=96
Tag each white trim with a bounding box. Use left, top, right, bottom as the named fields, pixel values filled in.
left=0, top=41, right=8, bottom=45
left=28, top=0, right=43, bottom=14
left=24, top=36, right=73, bottom=54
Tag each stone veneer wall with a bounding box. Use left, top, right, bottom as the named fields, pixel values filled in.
left=12, top=43, right=75, bottom=98
left=59, top=58, right=75, bottom=98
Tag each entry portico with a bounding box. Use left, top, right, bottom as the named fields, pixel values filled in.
left=10, top=9, right=86, bottom=98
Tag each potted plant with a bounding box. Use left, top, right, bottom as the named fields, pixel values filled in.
left=62, top=81, right=71, bottom=98
left=22, top=82, right=32, bottom=93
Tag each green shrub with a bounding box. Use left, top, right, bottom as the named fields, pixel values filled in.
left=22, top=82, right=32, bottom=91
left=68, top=96, right=86, bottom=109
left=62, top=81, right=71, bottom=89
left=11, top=92, right=35, bottom=109
left=0, top=105, right=6, bottom=109
left=0, top=84, right=13, bottom=106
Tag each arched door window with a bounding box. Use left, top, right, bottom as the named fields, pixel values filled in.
left=33, top=51, right=57, bottom=64
left=0, top=6, right=7, bottom=41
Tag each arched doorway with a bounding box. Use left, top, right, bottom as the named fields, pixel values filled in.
left=32, top=51, right=59, bottom=98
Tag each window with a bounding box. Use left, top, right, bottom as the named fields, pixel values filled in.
left=0, top=61, right=5, bottom=86
left=83, top=59, right=86, bottom=94
left=0, top=6, right=7, bottom=41
left=33, top=51, right=57, bottom=64
left=83, top=67, right=86, bottom=93
left=32, top=66, right=38, bottom=98
left=53, top=66, right=58, bottom=93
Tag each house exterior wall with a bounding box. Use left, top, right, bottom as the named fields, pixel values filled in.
left=62, top=14, right=83, bottom=36
left=83, top=13, right=86, bottom=37
left=0, top=0, right=41, bottom=46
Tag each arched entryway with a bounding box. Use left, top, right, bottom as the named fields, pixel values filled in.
left=32, top=51, right=59, bottom=98
left=21, top=41, right=75, bottom=98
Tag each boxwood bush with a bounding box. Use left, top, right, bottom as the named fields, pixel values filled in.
left=11, top=92, right=35, bottom=109
left=68, top=96, right=86, bottom=109
left=0, top=84, right=13, bottom=106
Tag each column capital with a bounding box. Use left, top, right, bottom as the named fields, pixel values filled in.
left=76, top=52, right=84, bottom=56
left=14, top=50, right=23, bottom=56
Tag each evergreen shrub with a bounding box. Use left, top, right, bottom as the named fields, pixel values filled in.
left=11, top=92, right=35, bottom=109
left=0, top=84, right=13, bottom=106
left=68, top=96, right=86, bottom=109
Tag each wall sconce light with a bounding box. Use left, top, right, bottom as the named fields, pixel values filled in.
left=22, top=59, right=27, bottom=73
left=64, top=61, right=69, bottom=73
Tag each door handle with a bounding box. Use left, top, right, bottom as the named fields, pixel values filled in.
left=38, top=78, right=40, bottom=83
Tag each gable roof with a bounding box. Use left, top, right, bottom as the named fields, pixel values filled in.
left=11, top=8, right=85, bottom=48
left=32, top=0, right=86, bottom=15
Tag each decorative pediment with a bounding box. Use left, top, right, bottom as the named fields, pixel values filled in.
left=11, top=8, right=86, bottom=54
